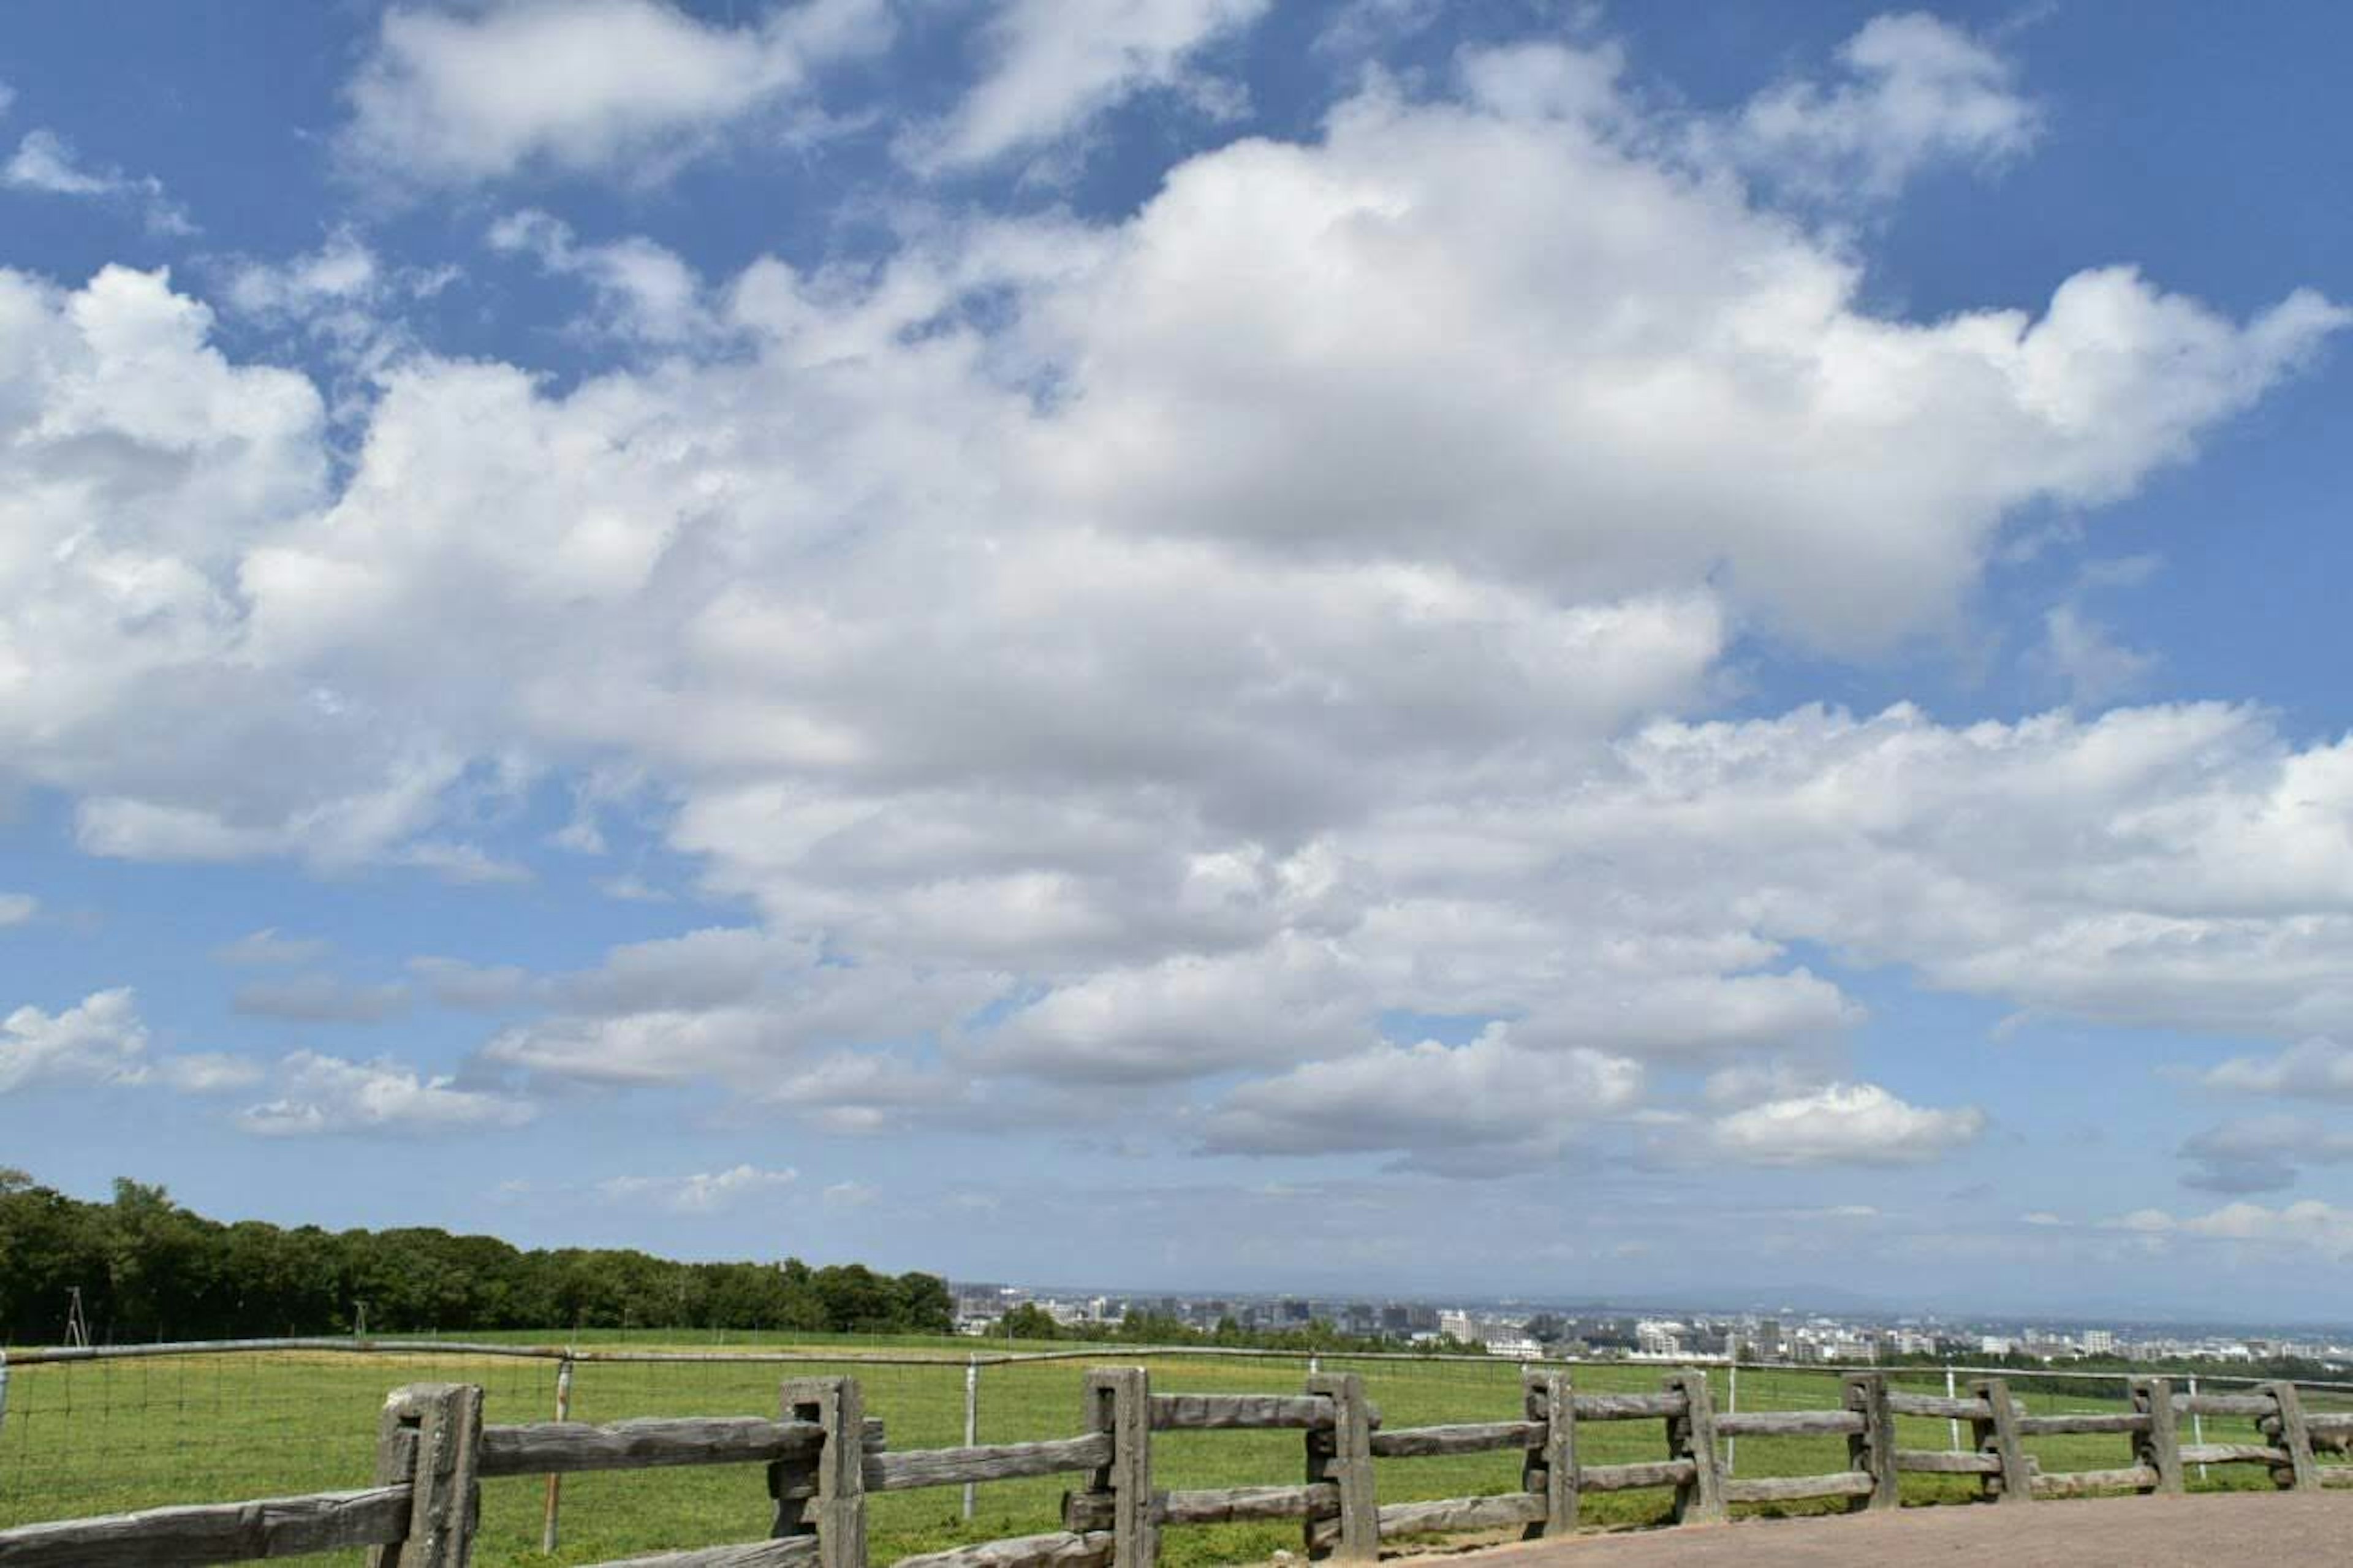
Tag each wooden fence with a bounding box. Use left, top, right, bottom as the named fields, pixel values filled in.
left=1, top=1366, right=2348, bottom=1567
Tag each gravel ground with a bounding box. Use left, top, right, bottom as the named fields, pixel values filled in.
left=1443, top=1491, right=2353, bottom=1567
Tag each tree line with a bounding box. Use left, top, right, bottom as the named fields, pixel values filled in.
left=0, top=1170, right=952, bottom=1344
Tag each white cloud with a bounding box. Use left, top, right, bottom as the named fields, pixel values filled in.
left=2115, top=1200, right=2353, bottom=1264
left=341, top=0, right=889, bottom=188
left=1202, top=1026, right=1643, bottom=1173
left=488, top=210, right=714, bottom=345
left=237, top=1050, right=536, bottom=1136
left=0, top=40, right=2347, bottom=1153
left=917, top=0, right=1268, bottom=170
left=1708, top=1082, right=1986, bottom=1167
left=2036, top=604, right=2158, bottom=706
left=4, top=129, right=194, bottom=233
left=0, top=988, right=150, bottom=1093
left=157, top=1053, right=267, bottom=1093
left=822, top=1179, right=877, bottom=1208
left=213, top=928, right=332, bottom=967
left=1733, top=12, right=2040, bottom=199
left=0, top=892, right=34, bottom=928
left=600, top=1163, right=798, bottom=1213
left=2196, top=1037, right=2353, bottom=1102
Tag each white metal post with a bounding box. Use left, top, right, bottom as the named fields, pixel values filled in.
left=1726, top=1363, right=1738, bottom=1474
left=2189, top=1375, right=2207, bottom=1480
left=543, top=1355, right=574, bottom=1553
left=1946, top=1367, right=1961, bottom=1452
left=962, top=1355, right=980, bottom=1521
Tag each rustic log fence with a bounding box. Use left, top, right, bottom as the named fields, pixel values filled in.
left=4, top=1365, right=2349, bottom=1568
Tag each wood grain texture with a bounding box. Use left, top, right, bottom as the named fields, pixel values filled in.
left=1721, top=1472, right=1875, bottom=1505
left=2029, top=1466, right=2160, bottom=1499
left=1065, top=1484, right=1336, bottom=1530
left=482, top=1417, right=828, bottom=1478
left=1083, top=1368, right=1154, bottom=1568
left=1571, top=1393, right=1686, bottom=1421
left=893, top=1532, right=1115, bottom=1568
left=2130, top=1377, right=2182, bottom=1494
left=1661, top=1371, right=1725, bottom=1525
left=1969, top=1377, right=2032, bottom=1507
left=1375, top=1494, right=1545, bottom=1537
left=0, top=1487, right=411, bottom=1567
left=866, top=1436, right=1111, bottom=1493
left=1843, top=1374, right=1898, bottom=1513
left=372, top=1382, right=482, bottom=1568
left=1893, top=1449, right=2003, bottom=1475
left=1367, top=1422, right=1537, bottom=1458
left=1713, top=1410, right=1863, bottom=1438
left=1577, top=1460, right=1697, bottom=1493
left=582, top=1539, right=821, bottom=1568
left=1522, top=1371, right=1575, bottom=1540
left=1303, top=1372, right=1376, bottom=1563
left=2259, top=1382, right=2319, bottom=1490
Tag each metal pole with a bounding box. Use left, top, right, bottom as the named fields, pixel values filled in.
left=962, top=1355, right=980, bottom=1521
left=0, top=1352, right=11, bottom=1443
left=1726, top=1363, right=1738, bottom=1475
left=1946, top=1366, right=1961, bottom=1452
left=543, top=1355, right=575, bottom=1552
left=2189, top=1375, right=2207, bottom=1481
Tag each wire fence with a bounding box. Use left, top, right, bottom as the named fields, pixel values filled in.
left=2, top=1339, right=2348, bottom=1565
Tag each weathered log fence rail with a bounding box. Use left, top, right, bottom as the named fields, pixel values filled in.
left=3, top=1365, right=2346, bottom=1568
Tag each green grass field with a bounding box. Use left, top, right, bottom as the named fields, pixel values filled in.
left=1, top=1339, right=2344, bottom=1566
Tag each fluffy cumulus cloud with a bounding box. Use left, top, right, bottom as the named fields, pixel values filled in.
left=0, top=990, right=151, bottom=1094
left=1732, top=12, right=2039, bottom=197
left=0, top=892, right=34, bottom=928
left=237, top=1051, right=536, bottom=1136
left=340, top=0, right=889, bottom=187
left=1202, top=1026, right=1643, bottom=1174
left=2, top=18, right=2349, bottom=1178
left=1707, top=1083, right=1987, bottom=1167
left=916, top=0, right=1268, bottom=169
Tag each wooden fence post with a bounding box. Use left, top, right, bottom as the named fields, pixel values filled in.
left=2129, top=1377, right=2181, bottom=1494
left=369, top=1382, right=483, bottom=1568
left=1968, top=1377, right=2031, bottom=1506
left=1305, top=1371, right=1377, bottom=1561
left=2259, top=1382, right=2319, bottom=1490
left=1661, top=1371, right=1725, bottom=1524
left=1521, top=1369, right=1575, bottom=1538
left=775, top=1376, right=868, bottom=1568
left=1842, top=1373, right=1898, bottom=1512
left=1084, top=1368, right=1155, bottom=1568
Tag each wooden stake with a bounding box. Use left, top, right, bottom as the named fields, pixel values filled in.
left=1661, top=1372, right=1725, bottom=1524
left=1521, top=1369, right=1575, bottom=1538
left=369, top=1382, right=483, bottom=1568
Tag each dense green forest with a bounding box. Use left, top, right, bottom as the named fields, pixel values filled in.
left=0, top=1170, right=952, bottom=1344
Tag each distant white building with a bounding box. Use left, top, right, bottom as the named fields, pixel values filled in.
left=1485, top=1336, right=1544, bottom=1358
left=1439, top=1309, right=1474, bottom=1342
left=2083, top=1330, right=2116, bottom=1355
left=1636, top=1320, right=1684, bottom=1357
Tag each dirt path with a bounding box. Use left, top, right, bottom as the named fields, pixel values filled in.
left=1441, top=1491, right=2353, bottom=1567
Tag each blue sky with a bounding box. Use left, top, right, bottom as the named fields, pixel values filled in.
left=3, top=1, right=2352, bottom=1319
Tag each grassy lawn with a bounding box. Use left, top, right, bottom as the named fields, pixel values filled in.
left=1, top=1341, right=2343, bottom=1566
